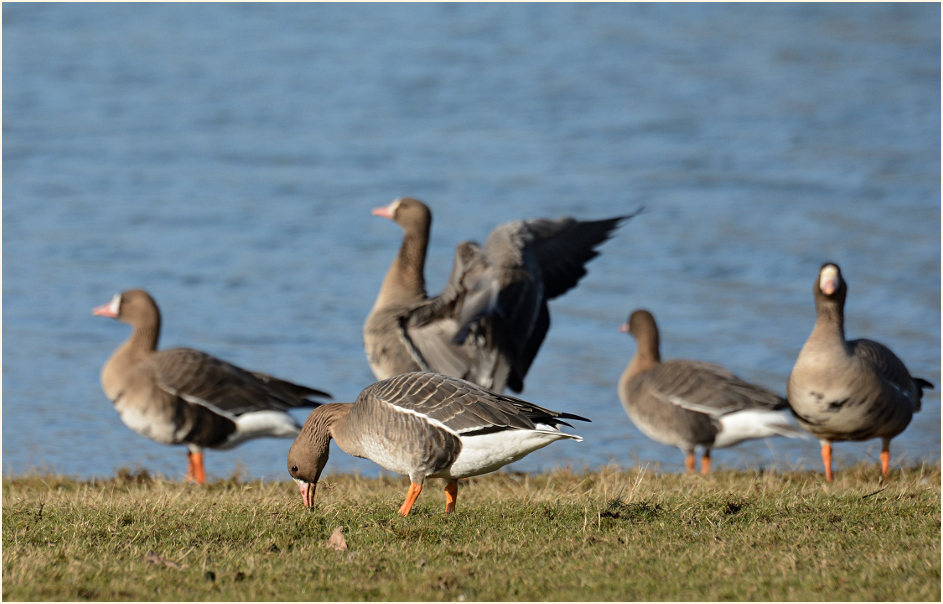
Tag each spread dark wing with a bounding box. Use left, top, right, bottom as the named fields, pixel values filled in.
left=398, top=242, right=513, bottom=391
left=466, top=211, right=634, bottom=388
left=151, top=348, right=330, bottom=417
left=524, top=207, right=641, bottom=299
left=400, top=210, right=636, bottom=394
left=370, top=372, right=589, bottom=436
left=646, top=360, right=786, bottom=417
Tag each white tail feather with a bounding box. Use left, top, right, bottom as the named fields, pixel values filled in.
left=218, top=411, right=301, bottom=449
left=713, top=409, right=809, bottom=448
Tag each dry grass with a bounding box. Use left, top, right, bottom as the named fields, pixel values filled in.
left=3, top=463, right=940, bottom=601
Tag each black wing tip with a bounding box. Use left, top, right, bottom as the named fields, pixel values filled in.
left=915, top=378, right=934, bottom=391
left=294, top=388, right=332, bottom=408
left=601, top=205, right=645, bottom=230
left=616, top=204, right=646, bottom=223
left=558, top=411, right=592, bottom=424
left=579, top=204, right=644, bottom=242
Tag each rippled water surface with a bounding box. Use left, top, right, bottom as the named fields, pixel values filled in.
left=3, top=3, right=940, bottom=482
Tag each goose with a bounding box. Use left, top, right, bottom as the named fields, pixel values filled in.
left=287, top=371, right=588, bottom=516
left=93, top=289, right=331, bottom=483
left=364, top=197, right=639, bottom=393
left=618, top=309, right=805, bottom=474
left=786, top=262, right=933, bottom=482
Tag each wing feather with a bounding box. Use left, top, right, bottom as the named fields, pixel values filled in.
left=369, top=373, right=589, bottom=436
left=150, top=348, right=329, bottom=417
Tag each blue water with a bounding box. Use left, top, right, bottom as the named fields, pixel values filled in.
left=3, top=3, right=939, bottom=483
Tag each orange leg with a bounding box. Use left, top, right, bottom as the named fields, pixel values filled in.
left=821, top=442, right=833, bottom=483
left=444, top=480, right=458, bottom=514
left=186, top=450, right=206, bottom=485
left=700, top=451, right=711, bottom=475
left=880, top=439, right=891, bottom=478
left=684, top=453, right=695, bottom=473
left=398, top=482, right=423, bottom=517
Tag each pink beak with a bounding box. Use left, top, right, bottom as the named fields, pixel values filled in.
left=619, top=323, right=630, bottom=333
left=372, top=203, right=395, bottom=219
left=92, top=303, right=117, bottom=318
left=298, top=481, right=315, bottom=508
left=93, top=293, right=120, bottom=318
left=820, top=278, right=837, bottom=296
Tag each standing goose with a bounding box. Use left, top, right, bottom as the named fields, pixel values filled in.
left=364, top=197, right=639, bottom=393
left=287, top=371, right=588, bottom=516
left=94, top=289, right=331, bottom=483
left=618, top=309, right=805, bottom=474
left=786, top=263, right=933, bottom=482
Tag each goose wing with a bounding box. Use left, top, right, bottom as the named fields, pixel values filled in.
left=850, top=338, right=932, bottom=410
left=397, top=210, right=636, bottom=393
left=646, top=360, right=786, bottom=418
left=399, top=242, right=512, bottom=391
left=520, top=210, right=639, bottom=299
left=150, top=348, right=329, bottom=417
left=369, top=372, right=589, bottom=437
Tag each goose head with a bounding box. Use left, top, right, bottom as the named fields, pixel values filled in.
left=287, top=404, right=346, bottom=508
left=93, top=288, right=162, bottom=337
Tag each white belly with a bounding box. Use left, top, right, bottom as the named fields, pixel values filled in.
left=116, top=403, right=178, bottom=445
left=433, top=429, right=581, bottom=480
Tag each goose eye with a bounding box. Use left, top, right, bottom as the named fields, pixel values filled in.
left=291, top=465, right=298, bottom=473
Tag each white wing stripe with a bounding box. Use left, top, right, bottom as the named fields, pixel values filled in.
left=157, top=379, right=239, bottom=421
left=380, top=397, right=462, bottom=438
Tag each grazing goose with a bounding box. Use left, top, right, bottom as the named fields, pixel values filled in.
left=364, top=197, right=639, bottom=393
left=786, top=263, right=933, bottom=482
left=287, top=371, right=588, bottom=516
left=618, top=309, right=805, bottom=474
left=93, top=289, right=331, bottom=483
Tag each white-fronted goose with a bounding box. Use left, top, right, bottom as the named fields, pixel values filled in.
left=618, top=309, right=805, bottom=474
left=786, top=263, right=933, bottom=482
left=287, top=371, right=588, bottom=516
left=364, top=197, right=639, bottom=393
left=93, top=289, right=331, bottom=483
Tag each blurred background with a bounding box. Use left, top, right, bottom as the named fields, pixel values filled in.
left=3, top=3, right=939, bottom=482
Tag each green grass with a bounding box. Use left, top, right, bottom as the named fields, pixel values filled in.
left=3, top=464, right=940, bottom=601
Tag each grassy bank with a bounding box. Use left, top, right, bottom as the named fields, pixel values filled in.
left=3, top=464, right=940, bottom=601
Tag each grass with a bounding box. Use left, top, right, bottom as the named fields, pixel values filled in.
left=3, top=463, right=940, bottom=601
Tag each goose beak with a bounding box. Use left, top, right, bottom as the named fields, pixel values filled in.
left=618, top=322, right=630, bottom=333
left=92, top=293, right=120, bottom=317
left=295, top=479, right=316, bottom=508
left=819, top=265, right=840, bottom=295
left=371, top=199, right=399, bottom=220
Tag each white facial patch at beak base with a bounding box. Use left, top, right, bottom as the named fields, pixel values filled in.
left=92, top=292, right=122, bottom=317
left=819, top=265, right=840, bottom=295
left=371, top=198, right=401, bottom=219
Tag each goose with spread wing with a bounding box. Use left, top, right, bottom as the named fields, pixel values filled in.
left=618, top=309, right=805, bottom=474
left=365, top=197, right=638, bottom=393
left=287, top=371, right=588, bottom=516
left=787, top=263, right=933, bottom=482
left=93, top=289, right=331, bottom=483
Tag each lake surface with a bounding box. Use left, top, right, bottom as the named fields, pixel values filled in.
left=3, top=3, right=939, bottom=483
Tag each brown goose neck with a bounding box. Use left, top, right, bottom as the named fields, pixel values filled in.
left=380, top=227, right=429, bottom=302
left=316, top=403, right=359, bottom=455
left=129, top=323, right=160, bottom=352
left=813, top=297, right=846, bottom=341
left=624, top=346, right=659, bottom=384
